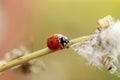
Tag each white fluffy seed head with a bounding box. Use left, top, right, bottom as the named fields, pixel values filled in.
left=71, top=21, right=120, bottom=77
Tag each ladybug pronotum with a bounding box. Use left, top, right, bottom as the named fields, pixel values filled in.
left=47, top=34, right=70, bottom=50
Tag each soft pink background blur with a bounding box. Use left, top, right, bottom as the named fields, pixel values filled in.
left=0, top=1, right=38, bottom=80
left=0, top=0, right=35, bottom=58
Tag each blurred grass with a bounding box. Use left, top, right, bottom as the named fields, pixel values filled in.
left=31, top=0, right=120, bottom=80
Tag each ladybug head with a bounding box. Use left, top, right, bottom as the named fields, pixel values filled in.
left=58, top=36, right=70, bottom=48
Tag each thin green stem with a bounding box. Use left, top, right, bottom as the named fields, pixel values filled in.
left=0, top=34, right=94, bottom=72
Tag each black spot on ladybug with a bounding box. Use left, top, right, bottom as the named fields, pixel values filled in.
left=50, top=41, right=53, bottom=44
left=54, top=46, right=58, bottom=49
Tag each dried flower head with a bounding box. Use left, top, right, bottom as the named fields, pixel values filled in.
left=2, top=45, right=47, bottom=74
left=5, top=45, right=29, bottom=61
left=97, top=15, right=114, bottom=31
left=72, top=16, right=120, bottom=77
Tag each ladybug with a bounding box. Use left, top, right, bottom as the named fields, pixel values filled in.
left=47, top=34, right=70, bottom=50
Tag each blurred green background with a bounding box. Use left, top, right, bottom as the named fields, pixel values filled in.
left=30, top=0, right=120, bottom=80
left=1, top=0, right=120, bottom=80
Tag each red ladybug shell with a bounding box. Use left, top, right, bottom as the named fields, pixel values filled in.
left=47, top=34, right=62, bottom=50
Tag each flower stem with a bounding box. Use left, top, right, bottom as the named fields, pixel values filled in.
left=0, top=34, right=94, bottom=72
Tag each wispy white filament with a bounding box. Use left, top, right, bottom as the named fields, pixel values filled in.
left=71, top=21, right=120, bottom=77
